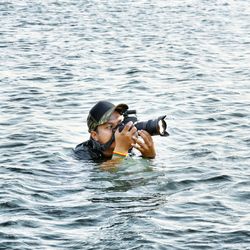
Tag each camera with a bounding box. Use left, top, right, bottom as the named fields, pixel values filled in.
left=118, top=109, right=169, bottom=136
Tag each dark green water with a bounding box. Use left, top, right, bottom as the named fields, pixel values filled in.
left=1, top=0, right=250, bottom=249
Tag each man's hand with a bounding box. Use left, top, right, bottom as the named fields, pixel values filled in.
left=113, top=121, right=137, bottom=154
left=132, top=130, right=156, bottom=158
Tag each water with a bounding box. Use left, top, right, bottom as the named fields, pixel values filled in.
left=1, top=0, right=250, bottom=249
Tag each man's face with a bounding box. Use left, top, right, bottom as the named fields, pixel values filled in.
left=91, top=111, right=123, bottom=148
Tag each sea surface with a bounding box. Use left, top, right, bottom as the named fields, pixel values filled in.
left=1, top=0, right=250, bottom=249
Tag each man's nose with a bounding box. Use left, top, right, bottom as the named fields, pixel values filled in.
left=117, top=115, right=124, bottom=124
left=113, top=115, right=123, bottom=128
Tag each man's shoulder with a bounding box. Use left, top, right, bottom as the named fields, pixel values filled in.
left=74, top=140, right=89, bottom=152
left=73, top=140, right=93, bottom=160
left=73, top=140, right=103, bottom=161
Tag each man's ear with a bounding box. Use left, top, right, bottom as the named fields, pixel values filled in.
left=90, top=130, right=98, bottom=141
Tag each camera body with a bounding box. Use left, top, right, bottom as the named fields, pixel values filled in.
left=118, top=109, right=169, bottom=136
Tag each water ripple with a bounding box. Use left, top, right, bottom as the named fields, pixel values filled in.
left=1, top=0, right=250, bottom=249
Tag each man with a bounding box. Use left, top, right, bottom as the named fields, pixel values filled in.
left=74, top=100, right=156, bottom=161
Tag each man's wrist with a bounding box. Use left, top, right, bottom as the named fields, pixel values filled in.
left=112, top=147, right=129, bottom=159
left=113, top=151, right=128, bottom=156
left=113, top=146, right=129, bottom=155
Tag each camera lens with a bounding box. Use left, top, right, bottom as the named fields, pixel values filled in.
left=135, top=116, right=168, bottom=136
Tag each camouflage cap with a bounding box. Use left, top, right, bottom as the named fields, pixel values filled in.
left=87, top=101, right=128, bottom=132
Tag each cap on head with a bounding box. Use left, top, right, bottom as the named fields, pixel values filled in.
left=87, top=101, right=128, bottom=132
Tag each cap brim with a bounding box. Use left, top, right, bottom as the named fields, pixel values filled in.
left=114, top=103, right=129, bottom=114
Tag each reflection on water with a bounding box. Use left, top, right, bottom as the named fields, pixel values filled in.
left=1, top=0, right=250, bottom=249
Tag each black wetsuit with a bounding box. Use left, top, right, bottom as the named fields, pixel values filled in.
left=74, top=139, right=106, bottom=161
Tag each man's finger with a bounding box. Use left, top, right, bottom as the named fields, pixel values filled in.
left=129, top=126, right=137, bottom=136
left=132, top=136, right=149, bottom=151
left=138, top=130, right=152, bottom=146
left=121, top=121, right=133, bottom=133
